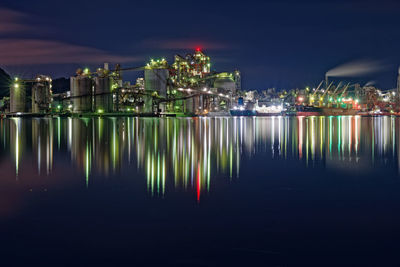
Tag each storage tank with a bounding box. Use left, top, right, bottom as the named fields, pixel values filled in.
left=214, top=75, right=236, bottom=94
left=71, top=75, right=93, bottom=113
left=10, top=79, right=26, bottom=113
left=144, top=68, right=169, bottom=97
left=94, top=75, right=112, bottom=113
left=32, top=75, right=52, bottom=113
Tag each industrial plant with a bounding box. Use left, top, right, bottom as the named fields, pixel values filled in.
left=2, top=49, right=400, bottom=117
left=1, top=49, right=241, bottom=117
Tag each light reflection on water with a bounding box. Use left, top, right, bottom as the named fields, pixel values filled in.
left=1, top=116, right=399, bottom=200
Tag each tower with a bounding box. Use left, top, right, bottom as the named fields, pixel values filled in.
left=234, top=70, right=241, bottom=92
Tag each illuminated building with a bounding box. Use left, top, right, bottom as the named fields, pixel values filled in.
left=171, top=49, right=211, bottom=86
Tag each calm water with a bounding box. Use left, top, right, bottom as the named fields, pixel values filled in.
left=1, top=116, right=400, bottom=266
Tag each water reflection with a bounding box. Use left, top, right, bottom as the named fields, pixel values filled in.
left=1, top=116, right=399, bottom=200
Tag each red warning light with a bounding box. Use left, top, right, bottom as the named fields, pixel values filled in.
left=196, top=47, right=201, bottom=52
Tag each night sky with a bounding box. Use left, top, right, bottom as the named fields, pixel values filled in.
left=1, top=0, right=400, bottom=90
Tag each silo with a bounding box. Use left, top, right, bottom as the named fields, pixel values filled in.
left=32, top=75, right=52, bottom=113
left=10, top=81, right=26, bottom=113
left=143, top=95, right=153, bottom=113
left=94, top=76, right=112, bottom=112
left=184, top=97, right=194, bottom=114
left=144, top=68, right=169, bottom=97
left=71, top=76, right=93, bottom=113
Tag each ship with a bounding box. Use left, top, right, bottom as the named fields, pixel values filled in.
left=230, top=97, right=257, bottom=116
left=254, top=104, right=284, bottom=116
left=287, top=105, right=323, bottom=116
left=285, top=105, right=360, bottom=116
left=321, top=107, right=358, bottom=116
left=230, top=107, right=257, bottom=116
left=256, top=111, right=283, bottom=116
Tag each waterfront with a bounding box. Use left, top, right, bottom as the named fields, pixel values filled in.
left=1, top=116, right=400, bottom=266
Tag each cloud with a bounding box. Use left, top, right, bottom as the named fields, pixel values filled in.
left=0, top=8, right=31, bottom=34
left=140, top=38, right=230, bottom=51
left=0, top=7, right=140, bottom=66
left=0, top=39, right=139, bottom=65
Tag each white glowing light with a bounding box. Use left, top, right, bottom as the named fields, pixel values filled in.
left=255, top=104, right=283, bottom=114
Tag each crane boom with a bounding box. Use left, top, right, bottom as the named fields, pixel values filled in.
left=330, top=82, right=343, bottom=97
left=340, top=83, right=351, bottom=98
left=321, top=81, right=334, bottom=98
left=312, top=81, right=324, bottom=97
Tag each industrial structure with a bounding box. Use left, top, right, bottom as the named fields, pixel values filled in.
left=32, top=75, right=52, bottom=114
left=10, top=77, right=26, bottom=113
left=9, top=76, right=53, bottom=114
left=61, top=49, right=240, bottom=116
left=240, top=74, right=400, bottom=116
left=4, top=49, right=400, bottom=117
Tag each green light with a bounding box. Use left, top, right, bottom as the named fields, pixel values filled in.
left=57, top=105, right=61, bottom=109
left=84, top=68, right=90, bottom=74
left=14, top=77, right=19, bottom=82
left=13, top=83, right=19, bottom=89
left=97, top=109, right=104, bottom=114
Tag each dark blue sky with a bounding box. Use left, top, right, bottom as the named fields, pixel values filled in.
left=1, top=0, right=400, bottom=90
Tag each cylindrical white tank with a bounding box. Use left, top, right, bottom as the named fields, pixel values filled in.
left=10, top=82, right=26, bottom=113
left=71, top=76, right=92, bottom=113
left=214, top=76, right=236, bottom=93
left=32, top=75, right=52, bottom=113
left=144, top=69, right=169, bottom=97
left=94, top=76, right=112, bottom=112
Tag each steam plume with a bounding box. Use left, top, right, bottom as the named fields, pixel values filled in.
left=326, top=59, right=389, bottom=78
